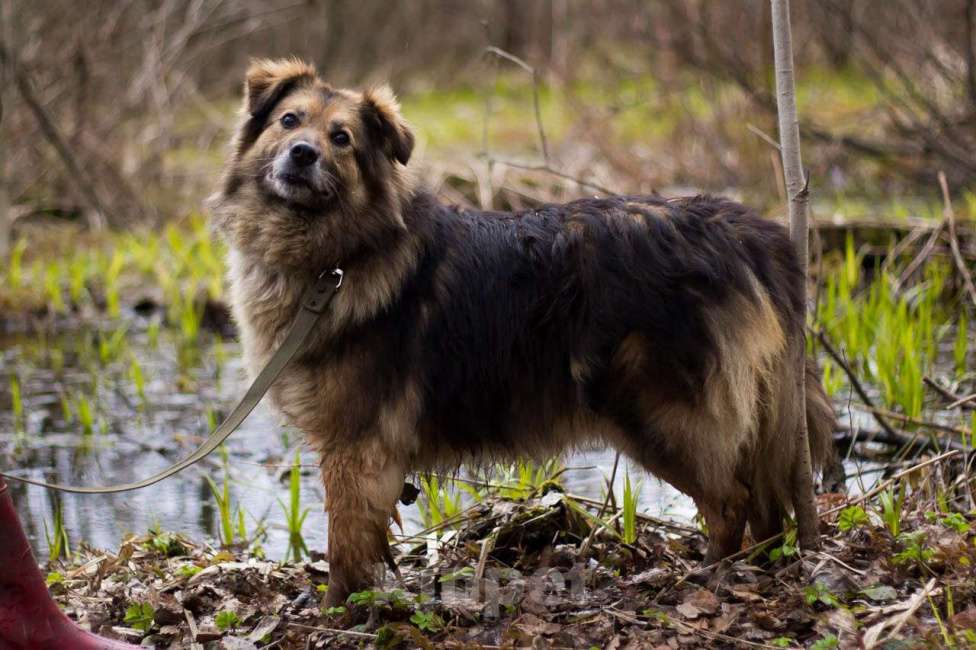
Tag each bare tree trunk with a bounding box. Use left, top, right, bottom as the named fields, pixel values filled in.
left=0, top=0, right=11, bottom=260
left=966, top=0, right=976, bottom=108
left=771, top=0, right=820, bottom=552
left=0, top=87, right=9, bottom=260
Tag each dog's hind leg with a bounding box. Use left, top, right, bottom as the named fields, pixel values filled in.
left=698, top=480, right=750, bottom=565
left=320, top=441, right=406, bottom=607
left=746, top=494, right=785, bottom=549
left=607, top=423, right=750, bottom=565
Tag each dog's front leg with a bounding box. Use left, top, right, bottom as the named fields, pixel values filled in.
left=320, top=441, right=405, bottom=607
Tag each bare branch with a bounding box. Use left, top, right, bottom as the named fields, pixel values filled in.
left=484, top=46, right=550, bottom=164
left=0, top=46, right=114, bottom=228
left=939, top=170, right=976, bottom=310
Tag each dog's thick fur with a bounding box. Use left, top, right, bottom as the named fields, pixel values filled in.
left=210, top=59, right=836, bottom=606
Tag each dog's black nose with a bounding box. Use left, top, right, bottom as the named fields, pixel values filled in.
left=289, top=142, right=319, bottom=167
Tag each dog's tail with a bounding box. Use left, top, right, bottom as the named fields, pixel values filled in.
left=804, top=358, right=838, bottom=480
left=749, top=349, right=837, bottom=544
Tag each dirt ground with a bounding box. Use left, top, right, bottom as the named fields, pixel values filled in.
left=46, top=479, right=976, bottom=649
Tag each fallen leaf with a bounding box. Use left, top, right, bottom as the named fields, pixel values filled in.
left=675, top=602, right=700, bottom=619
left=949, top=606, right=976, bottom=631
left=684, top=589, right=719, bottom=615
left=861, top=585, right=898, bottom=603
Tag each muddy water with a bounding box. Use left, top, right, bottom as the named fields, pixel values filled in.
left=0, top=323, right=709, bottom=560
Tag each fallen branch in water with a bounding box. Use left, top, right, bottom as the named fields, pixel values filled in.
left=923, top=376, right=976, bottom=412
left=834, top=423, right=969, bottom=454
left=812, top=327, right=900, bottom=440
left=862, top=406, right=972, bottom=439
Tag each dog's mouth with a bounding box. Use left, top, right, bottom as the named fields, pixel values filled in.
left=277, top=172, right=313, bottom=189
left=266, top=170, right=335, bottom=207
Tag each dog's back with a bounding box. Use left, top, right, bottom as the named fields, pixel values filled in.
left=391, top=192, right=835, bottom=559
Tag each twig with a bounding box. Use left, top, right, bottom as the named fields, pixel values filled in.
left=474, top=528, right=497, bottom=581
left=746, top=122, right=782, bottom=151
left=814, top=550, right=867, bottom=576
left=287, top=623, right=378, bottom=640
left=894, top=221, right=944, bottom=294
left=484, top=46, right=550, bottom=164
left=939, top=171, right=976, bottom=309
left=813, top=327, right=900, bottom=440
left=881, top=224, right=930, bottom=278
left=596, top=451, right=621, bottom=521
left=834, top=423, right=968, bottom=454
left=482, top=157, right=616, bottom=196
left=480, top=44, right=615, bottom=197
left=579, top=510, right=622, bottom=558
left=948, top=394, right=976, bottom=410
left=923, top=376, right=976, bottom=412
left=864, top=407, right=971, bottom=438
left=389, top=503, right=484, bottom=547
left=837, top=450, right=961, bottom=512
left=565, top=493, right=698, bottom=534
left=880, top=577, right=938, bottom=644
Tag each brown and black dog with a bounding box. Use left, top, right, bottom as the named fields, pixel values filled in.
left=209, top=58, right=835, bottom=606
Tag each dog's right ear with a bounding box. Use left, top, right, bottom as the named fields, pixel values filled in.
left=244, top=58, right=317, bottom=124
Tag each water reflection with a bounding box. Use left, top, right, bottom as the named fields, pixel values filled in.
left=0, top=326, right=722, bottom=559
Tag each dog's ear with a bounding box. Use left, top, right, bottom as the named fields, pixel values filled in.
left=244, top=58, right=317, bottom=123
left=361, top=85, right=415, bottom=166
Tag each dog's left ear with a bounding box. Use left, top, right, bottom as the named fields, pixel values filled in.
left=361, top=85, right=415, bottom=166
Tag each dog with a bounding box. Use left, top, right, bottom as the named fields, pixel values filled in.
left=209, top=58, right=836, bottom=606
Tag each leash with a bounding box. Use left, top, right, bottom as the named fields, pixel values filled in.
left=0, top=268, right=344, bottom=494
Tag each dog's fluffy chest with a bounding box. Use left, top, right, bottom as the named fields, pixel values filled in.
left=226, top=247, right=404, bottom=446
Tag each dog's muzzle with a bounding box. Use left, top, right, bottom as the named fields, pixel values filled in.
left=268, top=142, right=333, bottom=204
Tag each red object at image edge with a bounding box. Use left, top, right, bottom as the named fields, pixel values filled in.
left=0, top=478, right=138, bottom=650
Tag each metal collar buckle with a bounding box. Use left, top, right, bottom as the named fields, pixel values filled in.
left=302, top=268, right=344, bottom=313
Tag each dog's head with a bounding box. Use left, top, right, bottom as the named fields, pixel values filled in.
left=209, top=58, right=415, bottom=270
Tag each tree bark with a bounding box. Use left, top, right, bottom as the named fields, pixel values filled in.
left=770, top=0, right=820, bottom=552
left=0, top=87, right=9, bottom=260
left=966, top=0, right=976, bottom=108
left=0, top=1, right=10, bottom=259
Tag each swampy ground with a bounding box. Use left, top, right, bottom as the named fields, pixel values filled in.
left=3, top=65, right=976, bottom=648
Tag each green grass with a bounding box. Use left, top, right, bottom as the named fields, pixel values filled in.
left=9, top=375, right=23, bottom=436
left=492, top=458, right=565, bottom=501
left=278, top=449, right=310, bottom=563
left=44, top=500, right=71, bottom=562
left=7, top=238, right=27, bottom=290
left=417, top=475, right=463, bottom=531
left=878, top=486, right=906, bottom=538
left=204, top=446, right=247, bottom=547
left=621, top=470, right=641, bottom=545
left=214, top=610, right=240, bottom=632
left=0, top=213, right=224, bottom=322
left=68, top=391, right=97, bottom=437
left=816, top=233, right=965, bottom=421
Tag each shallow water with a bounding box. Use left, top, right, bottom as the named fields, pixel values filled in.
left=0, top=322, right=709, bottom=560
left=1, top=315, right=889, bottom=561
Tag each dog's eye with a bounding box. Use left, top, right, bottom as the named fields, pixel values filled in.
left=280, top=113, right=300, bottom=129
left=331, top=131, right=351, bottom=147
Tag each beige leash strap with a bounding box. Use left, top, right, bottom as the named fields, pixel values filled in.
left=0, top=268, right=343, bottom=494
